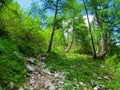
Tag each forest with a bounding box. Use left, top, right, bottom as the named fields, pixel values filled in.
left=0, top=0, right=120, bottom=90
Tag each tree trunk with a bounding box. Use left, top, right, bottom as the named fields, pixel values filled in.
left=94, top=9, right=107, bottom=58
left=65, top=40, right=73, bottom=52
left=47, top=0, right=59, bottom=52
left=98, top=32, right=107, bottom=58
left=83, top=0, right=96, bottom=58
left=65, top=17, right=75, bottom=52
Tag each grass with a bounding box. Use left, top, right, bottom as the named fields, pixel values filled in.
left=0, top=38, right=27, bottom=89
left=44, top=52, right=120, bottom=89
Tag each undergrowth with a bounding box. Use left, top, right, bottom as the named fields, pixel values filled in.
left=0, top=38, right=27, bottom=89
left=44, top=52, right=120, bottom=89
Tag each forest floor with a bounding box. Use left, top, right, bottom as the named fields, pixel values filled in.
left=20, top=52, right=116, bottom=90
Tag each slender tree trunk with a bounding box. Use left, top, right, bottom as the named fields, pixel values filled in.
left=94, top=9, right=107, bottom=58
left=65, top=40, right=73, bottom=52
left=83, top=0, right=96, bottom=58
left=47, top=0, right=59, bottom=52
left=100, top=32, right=107, bottom=57
left=65, top=17, right=75, bottom=52
left=65, top=30, right=74, bottom=52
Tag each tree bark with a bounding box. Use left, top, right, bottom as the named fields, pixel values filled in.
left=94, top=8, right=107, bottom=58
left=47, top=0, right=59, bottom=52
left=65, top=40, right=73, bottom=52
left=83, top=0, right=96, bottom=58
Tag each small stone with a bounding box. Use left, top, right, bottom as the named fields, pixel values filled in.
left=49, top=85, right=55, bottom=90
left=30, top=79, right=35, bottom=84
left=97, top=76, right=102, bottom=80
left=26, top=65, right=35, bottom=72
left=42, top=69, right=51, bottom=75
left=103, top=75, right=109, bottom=80
left=42, top=57, right=46, bottom=60
left=18, top=87, right=24, bottom=90
left=94, top=86, right=100, bottom=90
left=45, top=80, right=52, bottom=88
left=100, top=65, right=105, bottom=68
left=93, top=73, right=97, bottom=77
left=58, top=81, right=64, bottom=84
left=27, top=57, right=34, bottom=64
left=9, top=82, right=15, bottom=89
left=79, top=81, right=84, bottom=86
left=54, top=73, right=59, bottom=78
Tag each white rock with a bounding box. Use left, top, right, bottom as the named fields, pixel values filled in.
left=49, top=85, right=55, bottom=90
left=93, top=73, right=97, bottom=77
left=18, top=87, right=24, bottom=90
left=100, top=64, right=105, bottom=68
left=45, top=80, right=52, bottom=88
left=58, top=81, right=64, bottom=84
left=42, top=69, right=51, bottom=75
left=30, top=79, right=35, bottom=84
left=103, top=75, right=109, bottom=79
left=42, top=57, right=46, bottom=60
left=27, top=57, right=34, bottom=64
left=54, top=73, right=59, bottom=78
left=94, top=86, right=100, bottom=90
left=79, top=81, right=84, bottom=86
left=26, top=65, right=35, bottom=72
left=9, top=82, right=15, bottom=89
left=97, top=76, right=102, bottom=80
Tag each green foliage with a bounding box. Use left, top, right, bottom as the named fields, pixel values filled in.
left=45, top=52, right=106, bottom=88
left=104, top=55, right=120, bottom=89
left=0, top=0, right=119, bottom=89
left=0, top=38, right=27, bottom=89
left=44, top=52, right=120, bottom=89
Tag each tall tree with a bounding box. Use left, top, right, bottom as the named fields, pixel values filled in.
left=82, top=0, right=96, bottom=58
left=87, top=0, right=120, bottom=58
left=47, top=0, right=59, bottom=52
left=42, top=0, right=67, bottom=52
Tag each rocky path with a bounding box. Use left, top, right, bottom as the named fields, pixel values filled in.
left=16, top=54, right=111, bottom=90
left=22, top=54, right=66, bottom=90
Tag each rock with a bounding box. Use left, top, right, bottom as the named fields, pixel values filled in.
left=103, top=75, right=109, bottom=80
left=49, top=85, right=55, bottom=90
left=38, top=61, right=46, bottom=68
left=18, top=87, right=24, bottom=90
left=42, top=69, right=51, bottom=75
left=38, top=53, right=48, bottom=61
left=26, top=64, right=35, bottom=72
left=27, top=57, right=34, bottom=64
left=94, top=86, right=100, bottom=90
left=58, top=81, right=64, bottom=84
left=30, top=79, right=35, bottom=85
left=9, top=82, right=15, bottom=89
left=59, top=73, right=65, bottom=80
left=79, top=81, right=85, bottom=86
left=100, top=64, right=105, bottom=68
left=97, top=76, right=102, bottom=80
left=54, top=73, right=59, bottom=78
left=93, top=73, right=97, bottom=77
left=45, top=80, right=52, bottom=88
left=99, top=84, right=105, bottom=89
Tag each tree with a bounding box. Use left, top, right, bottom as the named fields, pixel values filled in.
left=47, top=0, right=59, bottom=52
left=82, top=0, right=96, bottom=58
left=41, top=0, right=68, bottom=52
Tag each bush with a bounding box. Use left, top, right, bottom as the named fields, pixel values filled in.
left=105, top=55, right=120, bottom=89
left=0, top=38, right=27, bottom=89
left=17, top=40, right=43, bottom=56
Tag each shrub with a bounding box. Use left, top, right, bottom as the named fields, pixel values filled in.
left=0, top=38, right=27, bottom=89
